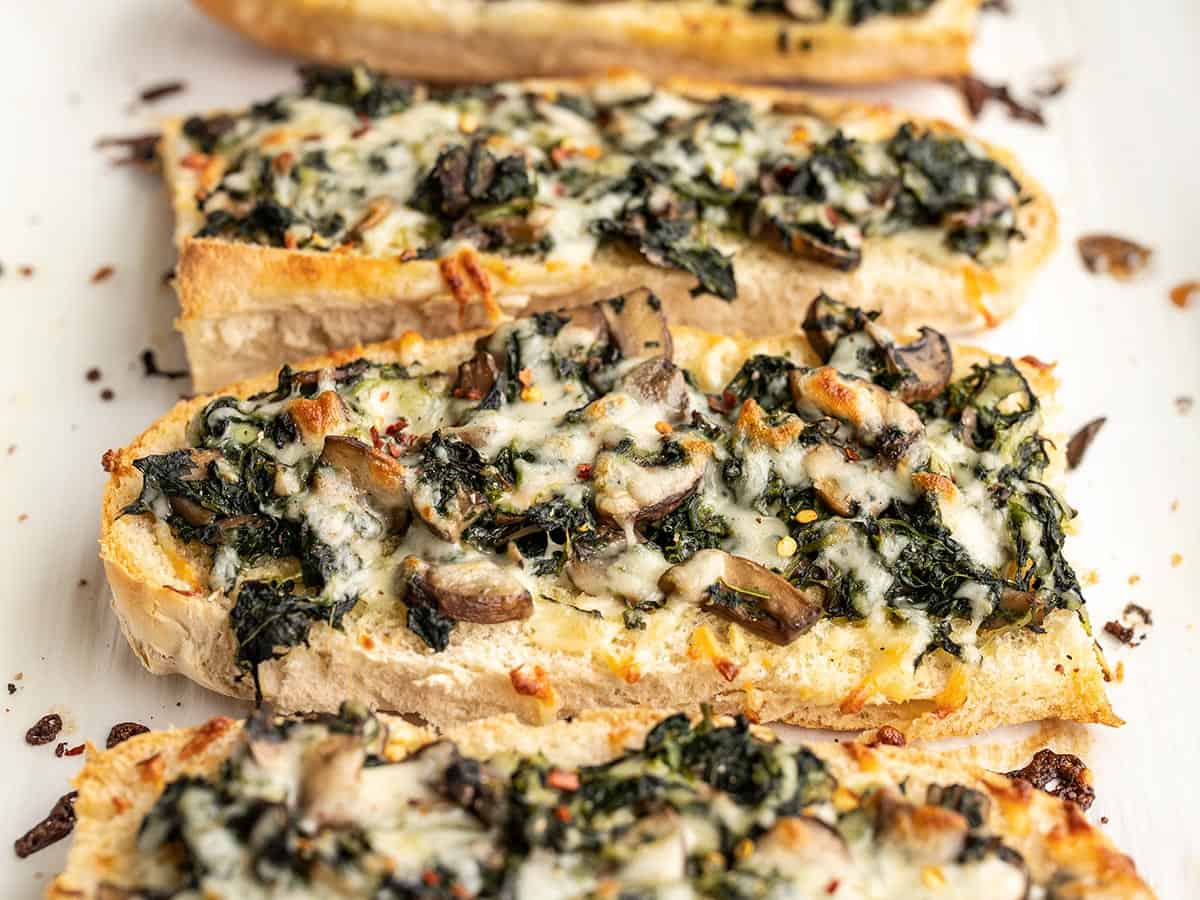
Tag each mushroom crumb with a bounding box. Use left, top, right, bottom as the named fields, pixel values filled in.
left=951, top=75, right=1045, bottom=126
left=1066, top=417, right=1106, bottom=470
left=138, top=80, right=186, bottom=103
left=106, top=722, right=150, bottom=748
left=13, top=791, right=77, bottom=858
left=1104, top=603, right=1153, bottom=647
left=1077, top=234, right=1152, bottom=280
left=1006, top=749, right=1095, bottom=810
left=25, top=713, right=63, bottom=746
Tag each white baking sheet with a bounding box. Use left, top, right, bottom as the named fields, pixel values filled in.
left=0, top=1, right=1196, bottom=895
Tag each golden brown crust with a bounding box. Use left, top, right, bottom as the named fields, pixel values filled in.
left=192, top=0, right=981, bottom=85
left=98, top=324, right=1117, bottom=740
left=160, top=73, right=1058, bottom=391
left=48, top=708, right=1154, bottom=900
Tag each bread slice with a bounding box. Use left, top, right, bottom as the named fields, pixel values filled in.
left=99, top=294, right=1116, bottom=740
left=193, top=0, right=983, bottom=85
left=161, top=67, right=1057, bottom=390
left=48, top=707, right=1154, bottom=899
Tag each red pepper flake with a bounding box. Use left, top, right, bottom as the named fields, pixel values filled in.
left=369, top=426, right=383, bottom=449
left=64, top=743, right=85, bottom=757
left=576, top=463, right=593, bottom=480
left=517, top=367, right=534, bottom=387
left=386, top=443, right=402, bottom=458
left=18, top=265, right=34, bottom=278
left=379, top=390, right=390, bottom=401
left=825, top=879, right=840, bottom=894
left=421, top=869, right=441, bottom=887
left=138, top=80, right=186, bottom=103
left=351, top=115, right=371, bottom=139
left=554, top=805, right=573, bottom=822
left=546, top=769, right=581, bottom=792
left=90, top=265, right=115, bottom=284
left=715, top=658, right=740, bottom=682
left=54, top=742, right=67, bottom=758
left=385, top=419, right=409, bottom=436
left=85, top=367, right=102, bottom=383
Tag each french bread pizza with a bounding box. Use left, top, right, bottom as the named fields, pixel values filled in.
left=100, top=292, right=1116, bottom=739
left=193, top=0, right=983, bottom=85
left=162, top=66, right=1056, bottom=390
left=48, top=706, right=1154, bottom=899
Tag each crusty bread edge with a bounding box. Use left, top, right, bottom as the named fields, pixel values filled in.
left=192, top=0, right=980, bottom=85
left=160, top=72, right=1058, bottom=391
left=47, top=707, right=1153, bottom=899
left=98, top=324, right=1117, bottom=741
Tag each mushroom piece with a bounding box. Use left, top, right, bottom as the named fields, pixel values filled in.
left=299, top=733, right=366, bottom=827
left=600, top=288, right=673, bottom=360
left=452, top=350, right=500, bottom=402
left=167, top=495, right=216, bottom=527
left=752, top=816, right=850, bottom=882
left=866, top=321, right=954, bottom=405
left=790, top=366, right=925, bottom=457
left=787, top=225, right=862, bottom=272
left=401, top=556, right=533, bottom=625
left=319, top=435, right=411, bottom=528
left=658, top=549, right=824, bottom=645
left=802, top=293, right=870, bottom=362
left=617, top=357, right=690, bottom=416
left=591, top=440, right=710, bottom=529
left=783, top=0, right=826, bottom=21
left=867, top=789, right=970, bottom=866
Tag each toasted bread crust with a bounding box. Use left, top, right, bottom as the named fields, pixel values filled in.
left=98, top=324, right=1117, bottom=741
left=48, top=708, right=1153, bottom=899
left=192, top=0, right=981, bottom=85
left=161, top=73, right=1058, bottom=391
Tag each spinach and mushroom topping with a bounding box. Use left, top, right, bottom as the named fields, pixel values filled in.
left=125, top=291, right=1086, bottom=676
left=129, top=708, right=1034, bottom=899
left=182, top=65, right=1024, bottom=292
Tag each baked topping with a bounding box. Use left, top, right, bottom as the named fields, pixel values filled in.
left=124, top=291, right=1088, bottom=694
left=121, top=706, right=1042, bottom=898
left=176, top=66, right=1024, bottom=300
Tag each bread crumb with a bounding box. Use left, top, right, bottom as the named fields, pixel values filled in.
left=1171, top=553, right=1184, bottom=568
left=1127, top=574, right=1140, bottom=585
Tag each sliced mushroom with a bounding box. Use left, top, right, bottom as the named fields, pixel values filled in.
left=401, top=556, right=533, bottom=624
left=617, top=358, right=690, bottom=416
left=658, top=549, right=824, bottom=645
left=319, top=435, right=410, bottom=527
left=600, top=288, right=672, bottom=360
left=592, top=440, right=711, bottom=529
left=453, top=350, right=500, bottom=402
left=753, top=816, right=850, bottom=878
left=868, top=790, right=970, bottom=866
left=802, top=293, right=870, bottom=362
left=566, top=541, right=672, bottom=603
left=790, top=366, right=925, bottom=456
left=804, top=444, right=899, bottom=518
left=866, top=321, right=954, bottom=404
left=167, top=495, right=216, bottom=527
left=788, top=225, right=862, bottom=272
left=299, top=733, right=366, bottom=827
left=409, top=479, right=487, bottom=543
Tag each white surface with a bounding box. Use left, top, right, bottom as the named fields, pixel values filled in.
left=0, top=1, right=1197, bottom=896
